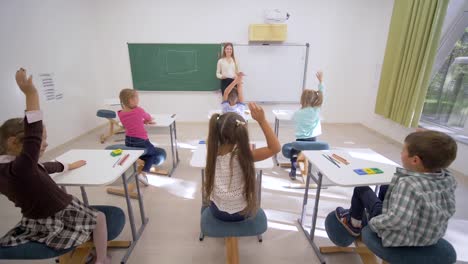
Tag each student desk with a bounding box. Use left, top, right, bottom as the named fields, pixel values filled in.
left=145, top=113, right=180, bottom=176
left=52, top=149, right=146, bottom=264
left=189, top=141, right=273, bottom=205
left=298, top=148, right=399, bottom=263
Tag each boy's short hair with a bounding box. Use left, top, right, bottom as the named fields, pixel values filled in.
left=404, top=130, right=457, bottom=171
left=227, top=87, right=239, bottom=103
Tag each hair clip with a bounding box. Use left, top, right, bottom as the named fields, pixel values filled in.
left=235, top=120, right=246, bottom=127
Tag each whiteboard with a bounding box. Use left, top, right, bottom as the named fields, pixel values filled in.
left=234, top=44, right=307, bottom=103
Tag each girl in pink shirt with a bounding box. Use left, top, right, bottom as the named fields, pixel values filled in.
left=118, top=89, right=166, bottom=185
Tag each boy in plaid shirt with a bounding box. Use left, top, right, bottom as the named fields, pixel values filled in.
left=336, top=130, right=457, bottom=247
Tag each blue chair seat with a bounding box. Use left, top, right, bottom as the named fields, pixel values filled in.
left=282, top=141, right=329, bottom=159
left=96, top=109, right=116, bottom=119
left=200, top=207, right=267, bottom=238
left=361, top=226, right=457, bottom=264
left=0, top=205, right=125, bottom=260
left=324, top=211, right=357, bottom=247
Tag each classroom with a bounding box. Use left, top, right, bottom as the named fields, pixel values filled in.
left=0, top=0, right=467, bottom=263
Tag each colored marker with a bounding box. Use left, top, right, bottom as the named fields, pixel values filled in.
left=332, top=154, right=349, bottom=165
left=119, top=154, right=130, bottom=166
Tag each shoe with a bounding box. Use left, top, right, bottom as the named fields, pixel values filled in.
left=335, top=207, right=361, bottom=237
left=289, top=170, right=297, bottom=180
left=138, top=173, right=149, bottom=186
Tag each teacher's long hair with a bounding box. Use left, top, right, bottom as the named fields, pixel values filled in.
left=204, top=112, right=257, bottom=216
left=221, top=42, right=237, bottom=66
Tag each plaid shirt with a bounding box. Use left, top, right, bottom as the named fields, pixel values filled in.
left=368, top=168, right=457, bottom=247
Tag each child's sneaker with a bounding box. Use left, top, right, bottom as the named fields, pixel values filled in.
left=335, top=207, right=361, bottom=237
left=289, top=169, right=297, bottom=180
left=137, top=173, right=149, bottom=186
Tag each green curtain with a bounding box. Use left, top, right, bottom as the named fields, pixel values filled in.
left=375, top=0, right=449, bottom=127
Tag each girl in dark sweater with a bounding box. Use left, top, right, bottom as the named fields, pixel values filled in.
left=0, top=68, right=110, bottom=264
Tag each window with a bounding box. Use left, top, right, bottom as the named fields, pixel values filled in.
left=420, top=7, right=468, bottom=142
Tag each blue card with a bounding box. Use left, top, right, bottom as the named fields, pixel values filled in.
left=354, top=169, right=367, bottom=175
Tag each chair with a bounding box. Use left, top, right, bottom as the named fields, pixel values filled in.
left=282, top=141, right=329, bottom=187
left=0, top=205, right=126, bottom=263
left=96, top=109, right=124, bottom=144
left=362, top=226, right=457, bottom=264
left=323, top=211, right=458, bottom=264
left=199, top=207, right=267, bottom=264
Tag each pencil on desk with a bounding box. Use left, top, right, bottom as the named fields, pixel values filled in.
left=119, top=154, right=130, bottom=166
left=332, top=154, right=349, bottom=165
left=112, top=157, right=121, bottom=168
left=322, top=154, right=340, bottom=168
left=329, top=155, right=342, bottom=164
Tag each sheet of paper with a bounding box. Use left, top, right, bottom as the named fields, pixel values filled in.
left=39, top=73, right=63, bottom=101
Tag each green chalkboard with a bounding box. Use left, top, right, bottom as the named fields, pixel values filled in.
left=128, top=43, right=221, bottom=91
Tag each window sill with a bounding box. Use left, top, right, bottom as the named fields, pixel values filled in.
left=419, top=121, right=468, bottom=145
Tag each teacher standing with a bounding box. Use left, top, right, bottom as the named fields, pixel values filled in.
left=216, top=42, right=239, bottom=96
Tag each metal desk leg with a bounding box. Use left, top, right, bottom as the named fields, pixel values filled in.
left=201, top=169, right=206, bottom=205
left=134, top=163, right=148, bottom=225
left=173, top=120, right=180, bottom=162
left=274, top=117, right=280, bottom=165
left=298, top=166, right=311, bottom=226
left=168, top=124, right=176, bottom=177
left=120, top=163, right=149, bottom=264
left=257, top=170, right=263, bottom=206
left=80, top=186, right=89, bottom=206
left=298, top=164, right=326, bottom=264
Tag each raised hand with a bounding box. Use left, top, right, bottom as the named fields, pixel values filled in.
left=15, top=68, right=37, bottom=95
left=248, top=102, right=266, bottom=123
left=316, top=71, right=323, bottom=83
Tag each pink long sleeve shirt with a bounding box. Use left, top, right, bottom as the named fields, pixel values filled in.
left=118, top=107, right=152, bottom=140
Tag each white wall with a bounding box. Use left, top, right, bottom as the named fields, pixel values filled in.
left=0, top=0, right=103, bottom=149
left=93, top=0, right=395, bottom=123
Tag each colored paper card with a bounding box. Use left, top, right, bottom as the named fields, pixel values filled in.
left=371, top=168, right=383, bottom=174
left=363, top=168, right=376, bottom=174
left=199, top=140, right=205, bottom=144
left=354, top=169, right=367, bottom=175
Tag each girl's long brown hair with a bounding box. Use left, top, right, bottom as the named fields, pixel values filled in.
left=221, top=42, right=237, bottom=67
left=204, top=112, right=257, bottom=216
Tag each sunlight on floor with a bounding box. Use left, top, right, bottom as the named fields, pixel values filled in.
left=147, top=174, right=197, bottom=199
left=268, top=221, right=299, bottom=232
